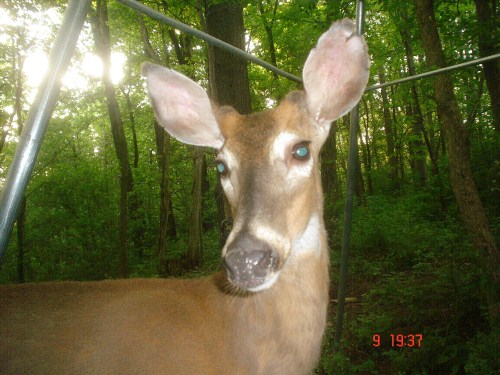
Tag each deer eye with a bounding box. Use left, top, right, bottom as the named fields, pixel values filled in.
left=292, top=142, right=311, bottom=161
left=216, top=160, right=229, bottom=177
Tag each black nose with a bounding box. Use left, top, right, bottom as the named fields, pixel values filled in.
left=223, top=234, right=278, bottom=291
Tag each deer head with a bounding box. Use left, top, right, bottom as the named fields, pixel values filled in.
left=142, top=19, right=369, bottom=293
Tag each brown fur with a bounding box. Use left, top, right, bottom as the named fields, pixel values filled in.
left=0, top=93, right=330, bottom=375
left=0, top=262, right=328, bottom=374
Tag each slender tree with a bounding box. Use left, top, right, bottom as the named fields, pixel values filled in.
left=378, top=66, right=399, bottom=190
left=320, top=122, right=341, bottom=234
left=155, top=121, right=172, bottom=276
left=257, top=0, right=279, bottom=79
left=414, top=0, right=498, bottom=321
left=10, top=26, right=27, bottom=283
left=473, top=0, right=500, bottom=131
left=396, top=1, right=430, bottom=186
left=359, top=100, right=373, bottom=195
left=138, top=11, right=180, bottom=275
left=157, top=8, right=205, bottom=271
left=92, top=0, right=132, bottom=277
left=186, top=147, right=204, bottom=268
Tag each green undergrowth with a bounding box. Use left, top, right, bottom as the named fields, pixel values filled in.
left=320, top=192, right=498, bottom=374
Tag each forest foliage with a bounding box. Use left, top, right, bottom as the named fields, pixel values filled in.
left=0, top=0, right=498, bottom=373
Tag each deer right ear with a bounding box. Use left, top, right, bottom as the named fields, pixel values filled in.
left=142, top=63, right=224, bottom=149
left=303, top=19, right=370, bottom=125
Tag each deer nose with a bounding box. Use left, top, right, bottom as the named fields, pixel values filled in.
left=223, top=234, right=278, bottom=291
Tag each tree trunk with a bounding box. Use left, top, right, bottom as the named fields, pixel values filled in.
left=142, top=17, right=169, bottom=274
left=16, top=198, right=26, bottom=283
left=201, top=155, right=212, bottom=232
left=379, top=66, right=400, bottom=190
left=414, top=0, right=498, bottom=321
left=358, top=113, right=373, bottom=195
left=215, top=176, right=231, bottom=249
left=156, top=123, right=171, bottom=277
left=13, top=37, right=26, bottom=283
left=473, top=0, right=500, bottom=131
left=15, top=63, right=26, bottom=282
left=354, top=154, right=365, bottom=204
left=399, top=2, right=439, bottom=178
left=157, top=12, right=205, bottom=271
left=139, top=7, right=181, bottom=275
left=207, top=3, right=252, bottom=114
left=321, top=124, right=341, bottom=202
left=0, top=108, right=7, bottom=155
left=167, top=197, right=177, bottom=240
left=186, top=147, right=204, bottom=269
left=206, top=2, right=253, bottom=241
left=122, top=86, right=146, bottom=258
left=257, top=0, right=279, bottom=79
left=321, top=121, right=341, bottom=236
left=122, top=87, right=139, bottom=169
left=137, top=14, right=161, bottom=64
left=405, top=104, right=427, bottom=187
left=92, top=0, right=132, bottom=277
left=153, top=121, right=178, bottom=276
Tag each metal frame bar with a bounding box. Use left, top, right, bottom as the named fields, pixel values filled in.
left=0, top=0, right=92, bottom=261
left=116, top=0, right=302, bottom=83
left=366, top=53, right=500, bottom=92
left=334, top=0, right=366, bottom=346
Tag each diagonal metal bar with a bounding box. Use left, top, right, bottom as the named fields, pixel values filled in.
left=366, top=53, right=500, bottom=92
left=115, top=0, right=303, bottom=84
left=0, top=0, right=92, bottom=263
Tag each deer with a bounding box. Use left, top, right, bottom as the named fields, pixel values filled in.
left=0, top=19, right=369, bottom=375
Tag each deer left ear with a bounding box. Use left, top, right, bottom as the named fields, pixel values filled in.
left=142, top=63, right=224, bottom=149
left=303, top=19, right=370, bottom=125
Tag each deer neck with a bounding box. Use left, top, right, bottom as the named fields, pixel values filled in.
left=219, top=210, right=330, bottom=374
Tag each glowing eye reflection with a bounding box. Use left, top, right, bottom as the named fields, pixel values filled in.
left=292, top=142, right=311, bottom=161
left=216, top=161, right=228, bottom=176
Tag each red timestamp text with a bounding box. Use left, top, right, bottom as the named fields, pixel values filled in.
left=372, top=333, right=423, bottom=348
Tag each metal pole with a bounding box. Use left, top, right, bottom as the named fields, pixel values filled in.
left=334, top=0, right=365, bottom=346
left=366, top=53, right=500, bottom=92
left=0, top=0, right=92, bottom=263
left=115, top=0, right=303, bottom=84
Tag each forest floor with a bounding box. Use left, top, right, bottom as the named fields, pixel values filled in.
left=325, top=273, right=394, bottom=374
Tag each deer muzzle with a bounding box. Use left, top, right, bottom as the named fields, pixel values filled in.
left=223, top=233, right=279, bottom=292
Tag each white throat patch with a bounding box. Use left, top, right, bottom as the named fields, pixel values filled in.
left=291, top=214, right=322, bottom=258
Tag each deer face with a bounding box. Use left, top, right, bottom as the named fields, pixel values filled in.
left=214, top=94, right=327, bottom=291
left=143, top=19, right=370, bottom=293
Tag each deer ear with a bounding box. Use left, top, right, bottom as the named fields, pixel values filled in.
left=142, top=63, right=224, bottom=149
left=303, top=19, right=370, bottom=125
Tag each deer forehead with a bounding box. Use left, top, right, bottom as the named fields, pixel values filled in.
left=218, top=96, right=312, bottom=165
left=219, top=111, right=276, bottom=158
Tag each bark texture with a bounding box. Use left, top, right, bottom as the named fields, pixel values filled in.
left=414, top=0, right=498, bottom=321
left=207, top=3, right=252, bottom=114
left=206, top=2, right=253, bottom=238
left=93, top=0, right=132, bottom=277
left=473, top=0, right=500, bottom=131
